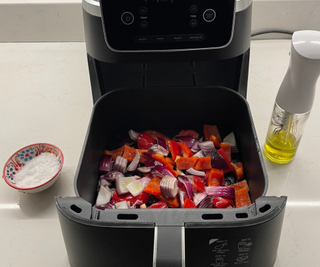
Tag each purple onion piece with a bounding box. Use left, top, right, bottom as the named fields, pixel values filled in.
left=178, top=190, right=187, bottom=207
left=193, top=192, right=208, bottom=206
left=186, top=168, right=206, bottom=177
left=157, top=137, right=168, bottom=153
left=209, top=149, right=230, bottom=170
left=115, top=176, right=138, bottom=195
left=151, top=165, right=175, bottom=178
left=100, top=171, right=124, bottom=182
left=199, top=141, right=215, bottom=156
left=198, top=195, right=213, bottom=208
left=142, top=152, right=155, bottom=162
left=192, top=150, right=205, bottom=158
left=95, top=185, right=112, bottom=207
left=177, top=175, right=193, bottom=199
left=160, top=175, right=179, bottom=198
left=205, top=186, right=235, bottom=198
left=175, top=136, right=196, bottom=148
left=128, top=129, right=140, bottom=141
left=113, top=156, right=128, bottom=173
left=145, top=161, right=156, bottom=168
left=191, top=139, right=201, bottom=152
left=140, top=177, right=151, bottom=187
left=99, top=155, right=112, bottom=173
left=137, top=166, right=152, bottom=173
left=127, top=150, right=140, bottom=172
left=148, top=144, right=169, bottom=156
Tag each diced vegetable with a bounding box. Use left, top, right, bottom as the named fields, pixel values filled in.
left=137, top=132, right=156, bottom=149
left=182, top=198, right=196, bottom=208
left=168, top=140, right=181, bottom=160
left=194, top=156, right=212, bottom=170
left=116, top=176, right=138, bottom=195
left=95, top=125, right=251, bottom=209
left=103, top=146, right=124, bottom=160
left=148, top=201, right=168, bottom=209
left=178, top=141, right=194, bottom=157
left=144, top=176, right=162, bottom=196
left=122, top=145, right=137, bottom=162
left=176, top=156, right=198, bottom=170
left=99, top=155, right=112, bottom=173
left=160, top=175, right=179, bottom=198
left=203, top=124, right=222, bottom=143
left=234, top=187, right=252, bottom=208
left=207, top=168, right=224, bottom=186
left=127, top=179, right=145, bottom=197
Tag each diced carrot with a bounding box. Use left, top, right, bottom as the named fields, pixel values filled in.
left=103, top=146, right=124, bottom=160
left=168, top=140, right=181, bottom=160
left=220, top=143, right=231, bottom=161
left=178, top=141, right=194, bottom=157
left=122, top=145, right=137, bottom=162
left=209, top=134, right=221, bottom=148
left=152, top=154, right=175, bottom=165
left=176, top=129, right=199, bottom=139
left=203, top=124, right=222, bottom=143
left=231, top=162, right=245, bottom=180
left=226, top=180, right=249, bottom=191
left=207, top=168, right=224, bottom=186
left=164, top=163, right=180, bottom=177
left=144, top=176, right=162, bottom=196
left=176, top=156, right=198, bottom=170
left=234, top=187, right=252, bottom=208
left=194, top=156, right=212, bottom=170
left=156, top=194, right=179, bottom=208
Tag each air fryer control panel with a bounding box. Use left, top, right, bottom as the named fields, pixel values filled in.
left=100, top=0, right=235, bottom=51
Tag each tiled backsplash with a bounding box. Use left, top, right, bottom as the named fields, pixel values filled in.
left=0, top=0, right=319, bottom=42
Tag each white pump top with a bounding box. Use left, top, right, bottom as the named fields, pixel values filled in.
left=276, top=30, right=320, bottom=114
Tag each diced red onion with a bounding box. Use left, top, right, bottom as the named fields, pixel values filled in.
left=198, top=196, right=213, bottom=208
left=199, top=141, right=215, bottom=156
left=148, top=144, right=169, bottom=156
left=95, top=185, right=112, bottom=207
left=177, top=175, right=193, bottom=199
left=142, top=152, right=154, bottom=160
left=140, top=177, right=151, bottom=187
left=205, top=186, right=235, bottom=198
left=127, top=151, right=140, bottom=172
left=137, top=166, right=152, bottom=173
left=113, top=156, right=128, bottom=173
left=129, top=129, right=140, bottom=141
left=192, top=150, right=205, bottom=158
left=115, top=201, right=129, bottom=209
left=126, top=179, right=145, bottom=197
left=178, top=190, right=187, bottom=207
left=209, top=149, right=230, bottom=170
left=193, top=192, right=207, bottom=206
left=145, top=161, right=155, bottom=168
left=100, top=171, right=124, bottom=182
left=186, top=168, right=206, bottom=177
left=191, top=139, right=201, bottom=152
left=116, top=176, right=138, bottom=195
left=157, top=137, right=169, bottom=156
left=99, top=155, right=112, bottom=173
left=151, top=165, right=175, bottom=178
left=99, top=179, right=112, bottom=188
left=175, top=136, right=196, bottom=148
left=160, top=175, right=179, bottom=198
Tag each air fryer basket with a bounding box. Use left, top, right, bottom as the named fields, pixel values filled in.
left=56, top=86, right=286, bottom=267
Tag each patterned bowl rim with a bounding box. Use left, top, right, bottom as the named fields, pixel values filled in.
left=2, top=143, right=64, bottom=191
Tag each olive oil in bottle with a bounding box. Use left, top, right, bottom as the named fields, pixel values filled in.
left=263, top=30, right=320, bottom=164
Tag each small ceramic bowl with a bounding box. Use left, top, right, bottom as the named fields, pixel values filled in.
left=2, top=143, right=64, bottom=193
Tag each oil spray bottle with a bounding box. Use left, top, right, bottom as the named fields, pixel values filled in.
left=264, top=30, right=320, bottom=164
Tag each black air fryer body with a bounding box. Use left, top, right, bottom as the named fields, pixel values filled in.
left=56, top=1, right=287, bottom=266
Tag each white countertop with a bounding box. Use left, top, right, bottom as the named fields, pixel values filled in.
left=1, top=40, right=320, bottom=267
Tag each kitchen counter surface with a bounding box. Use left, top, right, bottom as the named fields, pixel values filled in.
left=0, top=40, right=319, bottom=267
